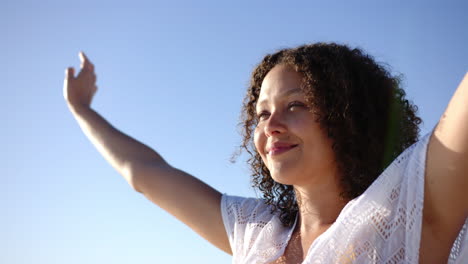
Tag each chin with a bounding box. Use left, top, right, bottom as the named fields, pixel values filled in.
left=271, top=177, right=294, bottom=185
left=269, top=169, right=299, bottom=186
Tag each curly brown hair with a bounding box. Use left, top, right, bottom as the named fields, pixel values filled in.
left=239, top=42, right=422, bottom=227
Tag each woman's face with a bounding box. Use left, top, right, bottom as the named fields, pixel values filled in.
left=254, top=64, right=338, bottom=186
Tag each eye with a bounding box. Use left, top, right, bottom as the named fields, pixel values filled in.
left=288, top=101, right=306, bottom=111
left=256, top=111, right=270, bottom=121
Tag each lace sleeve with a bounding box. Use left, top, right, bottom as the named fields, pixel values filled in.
left=220, top=194, right=282, bottom=262
left=221, top=194, right=257, bottom=255
left=449, top=219, right=468, bottom=263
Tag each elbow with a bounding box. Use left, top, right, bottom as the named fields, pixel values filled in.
left=125, top=159, right=172, bottom=194
left=129, top=176, right=143, bottom=193
left=123, top=162, right=144, bottom=193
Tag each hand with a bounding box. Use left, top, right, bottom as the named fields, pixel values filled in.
left=63, top=51, right=98, bottom=111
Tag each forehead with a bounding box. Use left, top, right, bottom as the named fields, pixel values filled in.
left=258, top=64, right=304, bottom=104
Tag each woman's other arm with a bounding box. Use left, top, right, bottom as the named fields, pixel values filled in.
left=420, top=72, right=468, bottom=263
left=63, top=52, right=231, bottom=254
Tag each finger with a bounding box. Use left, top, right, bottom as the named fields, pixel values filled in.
left=65, top=67, right=75, bottom=81
left=79, top=51, right=94, bottom=71
left=63, top=67, right=75, bottom=98
left=79, top=51, right=89, bottom=62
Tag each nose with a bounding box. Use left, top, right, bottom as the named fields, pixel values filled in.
left=264, top=111, right=287, bottom=137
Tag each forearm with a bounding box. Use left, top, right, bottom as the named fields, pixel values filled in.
left=69, top=105, right=167, bottom=189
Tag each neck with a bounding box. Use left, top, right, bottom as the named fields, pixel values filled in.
left=294, top=172, right=348, bottom=234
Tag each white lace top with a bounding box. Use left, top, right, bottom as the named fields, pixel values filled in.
left=221, top=132, right=468, bottom=263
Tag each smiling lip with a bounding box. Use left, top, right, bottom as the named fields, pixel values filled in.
left=268, top=144, right=299, bottom=156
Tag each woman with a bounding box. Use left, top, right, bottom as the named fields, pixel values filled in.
left=63, top=43, right=467, bottom=263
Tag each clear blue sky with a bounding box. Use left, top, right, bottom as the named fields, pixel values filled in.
left=3, top=0, right=467, bottom=263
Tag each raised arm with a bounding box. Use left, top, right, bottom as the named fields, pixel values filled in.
left=63, top=52, right=231, bottom=254
left=420, top=72, right=468, bottom=263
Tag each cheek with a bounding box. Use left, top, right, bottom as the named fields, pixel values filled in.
left=253, top=127, right=266, bottom=157
left=305, top=124, right=336, bottom=162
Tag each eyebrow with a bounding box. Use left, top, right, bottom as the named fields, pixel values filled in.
left=256, top=88, right=303, bottom=107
